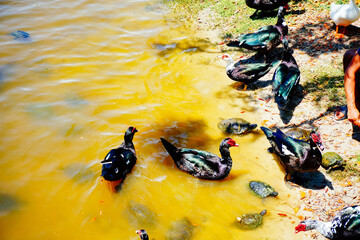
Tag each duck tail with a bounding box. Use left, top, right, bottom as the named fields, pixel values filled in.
left=160, top=138, right=179, bottom=159
left=260, top=126, right=274, bottom=139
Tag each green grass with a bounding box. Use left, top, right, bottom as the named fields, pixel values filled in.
left=302, top=59, right=346, bottom=108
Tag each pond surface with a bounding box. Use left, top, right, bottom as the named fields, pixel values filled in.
left=0, top=0, right=298, bottom=239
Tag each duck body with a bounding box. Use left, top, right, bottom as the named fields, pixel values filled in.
left=224, top=6, right=288, bottom=55
left=260, top=126, right=324, bottom=181
left=221, top=54, right=280, bottom=84
left=272, top=37, right=300, bottom=108
left=160, top=137, right=238, bottom=180
left=245, top=0, right=290, bottom=11
left=330, top=0, right=360, bottom=28
left=101, top=126, right=138, bottom=182
left=295, top=205, right=360, bottom=239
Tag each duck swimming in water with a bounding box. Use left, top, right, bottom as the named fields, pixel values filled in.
left=101, top=126, right=138, bottom=191
left=136, top=229, right=149, bottom=240
left=160, top=137, right=238, bottom=180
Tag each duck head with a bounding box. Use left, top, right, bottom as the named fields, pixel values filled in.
left=136, top=229, right=149, bottom=240
left=310, top=131, right=324, bottom=151
left=221, top=54, right=235, bottom=68
left=295, top=220, right=319, bottom=233
left=295, top=221, right=308, bottom=233
left=221, top=138, right=239, bottom=148
left=124, top=126, right=138, bottom=143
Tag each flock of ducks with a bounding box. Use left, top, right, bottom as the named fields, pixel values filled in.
left=101, top=1, right=360, bottom=239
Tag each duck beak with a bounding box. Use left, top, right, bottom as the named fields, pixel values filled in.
left=132, top=127, right=138, bottom=133
left=234, top=143, right=239, bottom=147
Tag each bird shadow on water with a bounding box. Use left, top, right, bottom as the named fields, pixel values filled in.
left=140, top=119, right=216, bottom=165
left=291, top=171, right=334, bottom=190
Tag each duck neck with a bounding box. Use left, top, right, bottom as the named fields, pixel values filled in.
left=124, top=133, right=135, bottom=148
left=219, top=146, right=232, bottom=163
left=224, top=57, right=235, bottom=71
left=276, top=15, right=288, bottom=36
left=306, top=220, right=334, bottom=239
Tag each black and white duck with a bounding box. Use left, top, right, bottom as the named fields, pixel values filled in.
left=221, top=54, right=279, bottom=84
left=160, top=137, right=238, bottom=180
left=295, top=205, right=360, bottom=240
left=245, top=0, right=290, bottom=18
left=101, top=126, right=138, bottom=190
left=136, top=229, right=149, bottom=240
left=272, top=37, right=300, bottom=108
left=260, top=126, right=324, bottom=183
left=221, top=6, right=288, bottom=58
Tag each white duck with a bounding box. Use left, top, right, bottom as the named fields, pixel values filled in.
left=330, top=0, right=360, bottom=34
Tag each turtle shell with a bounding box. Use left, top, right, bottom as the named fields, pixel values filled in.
left=321, top=152, right=345, bottom=170
left=284, top=127, right=311, bottom=141
left=217, top=118, right=257, bottom=134
left=236, top=210, right=267, bottom=229
left=248, top=181, right=278, bottom=198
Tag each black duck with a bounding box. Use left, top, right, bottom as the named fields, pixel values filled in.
left=221, top=6, right=288, bottom=58
left=260, top=126, right=324, bottom=184
left=272, top=37, right=300, bottom=109
left=160, top=137, right=238, bottom=180
left=221, top=54, right=279, bottom=84
left=101, top=126, right=138, bottom=190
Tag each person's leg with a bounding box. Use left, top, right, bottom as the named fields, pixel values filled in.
left=335, top=49, right=358, bottom=121
left=353, top=64, right=360, bottom=140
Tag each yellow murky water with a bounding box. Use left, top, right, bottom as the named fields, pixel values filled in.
left=0, top=0, right=300, bottom=239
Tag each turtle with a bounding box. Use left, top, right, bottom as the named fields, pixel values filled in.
left=236, top=209, right=267, bottom=229
left=217, top=118, right=257, bottom=134
left=283, top=127, right=313, bottom=141
left=321, top=152, right=346, bottom=173
left=248, top=180, right=278, bottom=198
left=7, top=30, right=31, bottom=41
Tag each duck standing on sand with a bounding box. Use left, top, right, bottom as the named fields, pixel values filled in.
left=260, top=126, right=324, bottom=185
left=221, top=54, right=280, bottom=85
left=245, top=0, right=290, bottom=18
left=272, top=36, right=300, bottom=109
left=295, top=205, right=360, bottom=239
left=160, top=137, right=238, bottom=180
left=330, top=0, right=360, bottom=36
left=221, top=6, right=288, bottom=60
left=101, top=126, right=138, bottom=192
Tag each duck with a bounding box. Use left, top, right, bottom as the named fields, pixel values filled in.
left=221, top=54, right=280, bottom=84
left=260, top=126, right=324, bottom=184
left=160, top=137, right=238, bottom=180
left=272, top=36, right=300, bottom=109
left=295, top=205, right=360, bottom=239
left=330, top=0, right=360, bottom=35
left=221, top=6, right=288, bottom=59
left=136, top=229, right=149, bottom=240
left=101, top=126, right=138, bottom=191
left=245, top=0, right=290, bottom=18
